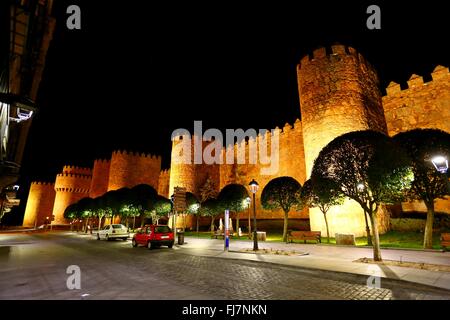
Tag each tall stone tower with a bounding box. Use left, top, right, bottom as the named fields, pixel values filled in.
left=297, top=45, right=388, bottom=236
left=169, top=135, right=196, bottom=196
left=89, top=159, right=110, bottom=198
left=22, top=182, right=55, bottom=227
left=52, top=166, right=92, bottom=225
left=107, top=150, right=161, bottom=191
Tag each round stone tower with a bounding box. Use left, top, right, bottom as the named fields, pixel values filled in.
left=22, top=182, right=56, bottom=227
left=297, top=45, right=388, bottom=236
left=52, top=166, right=92, bottom=225
left=169, top=134, right=196, bottom=196
left=89, top=159, right=111, bottom=198
left=107, top=150, right=161, bottom=191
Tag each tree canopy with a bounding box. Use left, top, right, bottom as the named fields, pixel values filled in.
left=312, top=130, right=413, bottom=261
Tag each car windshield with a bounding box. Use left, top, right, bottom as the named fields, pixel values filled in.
left=154, top=226, right=171, bottom=233
left=112, top=225, right=123, bottom=229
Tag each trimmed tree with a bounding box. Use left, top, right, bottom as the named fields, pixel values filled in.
left=198, top=198, right=220, bottom=233
left=130, top=184, right=158, bottom=227
left=261, top=176, right=303, bottom=242
left=312, top=130, right=413, bottom=261
left=394, top=129, right=450, bottom=249
left=64, top=203, right=81, bottom=231
left=152, top=195, right=173, bottom=224
left=186, top=192, right=200, bottom=232
left=301, top=177, right=344, bottom=243
left=217, top=184, right=249, bottom=237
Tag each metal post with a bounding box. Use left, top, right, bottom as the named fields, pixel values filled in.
left=252, top=193, right=258, bottom=251
left=248, top=203, right=251, bottom=239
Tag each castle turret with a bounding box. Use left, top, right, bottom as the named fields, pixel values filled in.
left=169, top=135, right=196, bottom=196
left=22, top=182, right=56, bottom=227
left=108, top=150, right=161, bottom=191
left=52, top=166, right=92, bottom=225
left=89, top=159, right=111, bottom=198
left=297, top=45, right=388, bottom=236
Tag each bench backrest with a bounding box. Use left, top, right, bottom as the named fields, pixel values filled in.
left=290, top=231, right=321, bottom=237
left=442, top=233, right=450, bottom=241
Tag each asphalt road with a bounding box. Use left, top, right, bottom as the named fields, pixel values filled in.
left=0, top=232, right=449, bottom=300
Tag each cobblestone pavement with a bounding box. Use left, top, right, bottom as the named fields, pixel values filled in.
left=0, top=232, right=449, bottom=300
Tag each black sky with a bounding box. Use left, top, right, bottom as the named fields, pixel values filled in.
left=15, top=1, right=450, bottom=213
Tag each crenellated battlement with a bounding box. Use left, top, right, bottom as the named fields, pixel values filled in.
left=94, top=158, right=110, bottom=164
left=30, top=181, right=54, bottom=186
left=112, top=149, right=161, bottom=160
left=297, top=45, right=376, bottom=75
left=56, top=173, right=92, bottom=180
left=383, top=65, right=450, bottom=97
left=62, top=165, right=92, bottom=176
left=160, top=169, right=170, bottom=176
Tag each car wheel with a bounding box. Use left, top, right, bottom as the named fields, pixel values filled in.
left=147, top=241, right=153, bottom=250
left=97, top=234, right=100, bottom=240
left=105, top=234, right=109, bottom=241
left=168, top=241, right=174, bottom=249
left=132, top=239, right=137, bottom=247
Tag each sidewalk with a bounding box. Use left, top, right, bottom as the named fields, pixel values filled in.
left=178, top=236, right=450, bottom=291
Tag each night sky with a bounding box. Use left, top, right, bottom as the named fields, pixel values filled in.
left=11, top=1, right=450, bottom=221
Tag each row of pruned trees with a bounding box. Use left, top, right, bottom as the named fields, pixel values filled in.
left=302, top=128, right=450, bottom=261
left=63, top=184, right=172, bottom=232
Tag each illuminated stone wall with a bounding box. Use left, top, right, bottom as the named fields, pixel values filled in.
left=22, top=182, right=55, bottom=227
left=108, top=150, right=161, bottom=191
left=383, top=65, right=450, bottom=215
left=383, top=66, right=450, bottom=136
left=158, top=169, right=170, bottom=197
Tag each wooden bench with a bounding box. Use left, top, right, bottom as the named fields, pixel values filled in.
left=211, top=232, right=234, bottom=239
left=441, top=233, right=450, bottom=250
left=287, top=231, right=321, bottom=244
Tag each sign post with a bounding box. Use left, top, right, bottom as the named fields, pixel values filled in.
left=224, top=209, right=229, bottom=251
left=173, top=187, right=187, bottom=239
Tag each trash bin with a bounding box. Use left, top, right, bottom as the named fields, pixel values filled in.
left=177, top=231, right=185, bottom=245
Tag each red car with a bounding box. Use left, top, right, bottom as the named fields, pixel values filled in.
left=132, top=225, right=174, bottom=249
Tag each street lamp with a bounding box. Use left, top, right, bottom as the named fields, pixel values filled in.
left=245, top=197, right=251, bottom=239
left=249, top=179, right=259, bottom=251
left=431, top=156, right=448, bottom=173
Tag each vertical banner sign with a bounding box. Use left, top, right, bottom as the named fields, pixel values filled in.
left=224, top=210, right=229, bottom=251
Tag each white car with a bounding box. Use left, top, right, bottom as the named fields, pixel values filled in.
left=96, top=224, right=129, bottom=241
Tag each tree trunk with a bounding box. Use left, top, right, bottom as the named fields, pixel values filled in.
left=196, top=215, right=200, bottom=236
left=98, top=216, right=102, bottom=232
left=369, top=211, right=382, bottom=261
left=363, top=210, right=372, bottom=246
left=323, top=211, right=330, bottom=243
left=282, top=210, right=289, bottom=242
left=84, top=218, right=89, bottom=233
left=236, top=212, right=240, bottom=238
left=133, top=215, right=136, bottom=230
left=423, top=202, right=435, bottom=249
left=210, top=216, right=215, bottom=234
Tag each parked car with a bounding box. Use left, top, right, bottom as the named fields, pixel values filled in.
left=132, top=225, right=174, bottom=249
left=97, top=224, right=129, bottom=241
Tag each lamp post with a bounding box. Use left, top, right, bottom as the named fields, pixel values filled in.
left=357, top=182, right=372, bottom=246
left=249, top=179, right=259, bottom=251
left=245, top=197, right=251, bottom=239
left=170, top=194, right=176, bottom=238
